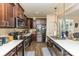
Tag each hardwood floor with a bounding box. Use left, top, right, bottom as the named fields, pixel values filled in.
left=47, top=46, right=61, bottom=56
left=24, top=41, right=62, bottom=56
left=25, top=41, right=48, bottom=56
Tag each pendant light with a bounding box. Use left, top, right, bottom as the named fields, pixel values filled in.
left=54, top=7, right=58, bottom=34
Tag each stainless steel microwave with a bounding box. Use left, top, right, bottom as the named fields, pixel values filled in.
left=15, top=17, right=25, bottom=28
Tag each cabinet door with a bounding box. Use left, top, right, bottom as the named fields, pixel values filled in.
left=0, top=4, right=3, bottom=26
left=25, top=19, right=28, bottom=28
left=30, top=19, right=33, bottom=28
left=6, top=3, right=15, bottom=27
left=0, top=4, right=6, bottom=27
left=15, top=4, right=24, bottom=19
left=28, top=18, right=33, bottom=29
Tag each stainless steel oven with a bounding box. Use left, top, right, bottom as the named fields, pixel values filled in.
left=23, top=35, right=31, bottom=49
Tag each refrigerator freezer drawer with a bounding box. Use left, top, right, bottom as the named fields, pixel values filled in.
left=37, top=36, right=42, bottom=42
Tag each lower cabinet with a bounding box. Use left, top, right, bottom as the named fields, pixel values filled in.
left=31, top=33, right=36, bottom=41
left=47, top=37, right=57, bottom=56
left=16, top=43, right=23, bottom=56
left=5, top=42, right=24, bottom=56
left=17, top=48, right=22, bottom=56
left=47, top=37, right=71, bottom=56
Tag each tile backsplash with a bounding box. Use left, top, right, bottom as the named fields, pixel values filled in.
left=0, top=28, right=25, bottom=36
left=0, top=28, right=35, bottom=36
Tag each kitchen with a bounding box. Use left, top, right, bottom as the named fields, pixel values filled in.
left=0, top=3, right=79, bottom=56
left=0, top=3, right=46, bottom=56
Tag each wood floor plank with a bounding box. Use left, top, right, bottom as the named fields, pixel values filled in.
left=25, top=41, right=47, bottom=56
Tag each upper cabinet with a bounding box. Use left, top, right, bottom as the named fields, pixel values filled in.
left=14, top=3, right=24, bottom=19
left=0, top=4, right=4, bottom=27
left=0, top=3, right=25, bottom=28
left=0, top=3, right=15, bottom=28
left=24, top=15, right=28, bottom=28
left=14, top=3, right=27, bottom=28
left=0, top=4, right=7, bottom=27
left=6, top=3, right=15, bottom=27
left=27, top=18, right=33, bottom=29
left=0, top=3, right=32, bottom=29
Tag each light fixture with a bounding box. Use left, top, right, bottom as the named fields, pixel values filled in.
left=54, top=7, right=58, bottom=34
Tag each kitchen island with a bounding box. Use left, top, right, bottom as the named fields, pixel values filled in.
left=47, top=35, right=79, bottom=56
left=0, top=40, right=24, bottom=56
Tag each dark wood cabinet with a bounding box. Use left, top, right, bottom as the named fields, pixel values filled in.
left=15, top=3, right=24, bottom=19
left=6, top=3, right=15, bottom=27
left=27, top=18, right=33, bottom=29
left=0, top=4, right=7, bottom=27
left=0, top=3, right=15, bottom=28
left=30, top=18, right=33, bottom=28
left=14, top=3, right=26, bottom=28
left=31, top=33, right=36, bottom=41
left=23, top=15, right=28, bottom=28
left=0, top=3, right=31, bottom=28
left=0, top=3, right=25, bottom=28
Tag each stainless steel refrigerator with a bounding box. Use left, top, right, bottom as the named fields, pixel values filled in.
left=36, top=24, right=46, bottom=42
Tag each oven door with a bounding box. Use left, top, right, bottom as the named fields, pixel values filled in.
left=24, top=38, right=29, bottom=49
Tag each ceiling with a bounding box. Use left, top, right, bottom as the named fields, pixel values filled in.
left=65, top=3, right=79, bottom=17
left=20, top=3, right=78, bottom=18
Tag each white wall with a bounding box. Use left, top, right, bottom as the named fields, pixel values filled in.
left=46, top=14, right=57, bottom=42
left=46, top=14, right=57, bottom=35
